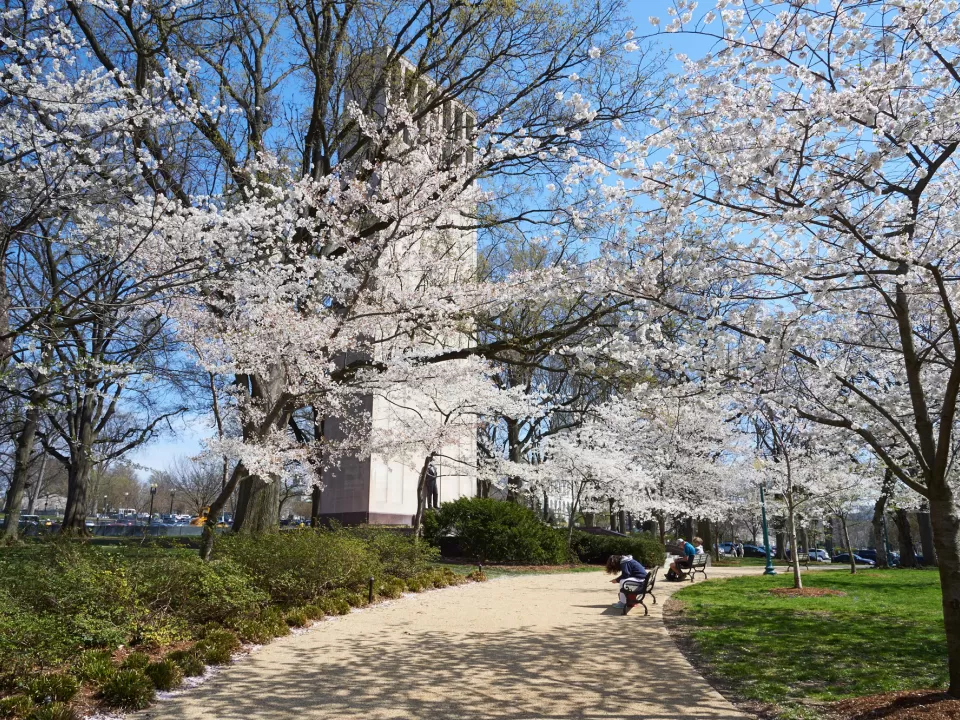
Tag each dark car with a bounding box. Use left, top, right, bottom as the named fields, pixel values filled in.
left=855, top=549, right=904, bottom=566
left=741, top=544, right=769, bottom=558
left=831, top=552, right=876, bottom=566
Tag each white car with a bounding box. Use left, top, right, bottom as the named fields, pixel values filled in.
left=808, top=548, right=830, bottom=562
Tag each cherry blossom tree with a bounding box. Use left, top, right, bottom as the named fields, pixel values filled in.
left=619, top=0, right=960, bottom=688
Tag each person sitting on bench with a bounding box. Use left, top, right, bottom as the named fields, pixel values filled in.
left=670, top=537, right=698, bottom=578
left=606, top=554, right=647, bottom=607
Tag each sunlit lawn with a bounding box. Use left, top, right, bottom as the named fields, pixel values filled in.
left=673, top=569, right=947, bottom=719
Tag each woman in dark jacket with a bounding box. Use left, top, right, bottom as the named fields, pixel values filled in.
left=606, top=554, right=648, bottom=607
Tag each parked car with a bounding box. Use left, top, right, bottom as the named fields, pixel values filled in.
left=808, top=549, right=830, bottom=562
left=854, top=548, right=907, bottom=566
left=741, top=544, right=769, bottom=558
left=717, top=542, right=734, bottom=555
left=831, top=552, right=876, bottom=566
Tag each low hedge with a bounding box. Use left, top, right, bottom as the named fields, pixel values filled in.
left=571, top=531, right=665, bottom=569
left=423, top=497, right=572, bottom=564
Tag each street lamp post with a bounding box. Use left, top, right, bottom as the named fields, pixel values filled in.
left=148, top=483, right=157, bottom=528
left=760, top=482, right=777, bottom=576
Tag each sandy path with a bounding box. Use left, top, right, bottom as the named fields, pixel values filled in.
left=138, top=567, right=759, bottom=720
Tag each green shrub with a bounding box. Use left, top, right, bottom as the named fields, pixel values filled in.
left=73, top=649, right=116, bottom=683
left=301, top=604, right=324, bottom=620
left=218, top=531, right=380, bottom=606
left=232, top=619, right=273, bottom=645
left=165, top=649, right=205, bottom=678
left=0, top=545, right=142, bottom=670
left=404, top=577, right=426, bottom=593
left=342, top=527, right=438, bottom=578
left=377, top=578, right=406, bottom=599
left=570, top=532, right=665, bottom=568
left=0, top=694, right=33, bottom=718
left=194, top=641, right=232, bottom=666
left=423, top=497, right=572, bottom=564
left=21, top=674, right=79, bottom=704
left=256, top=607, right=291, bottom=637
left=98, top=670, right=156, bottom=710
left=201, top=629, right=240, bottom=654
left=144, top=660, right=183, bottom=691
left=120, top=651, right=151, bottom=671
left=316, top=596, right=350, bottom=616
left=128, top=554, right=265, bottom=627
left=284, top=610, right=310, bottom=628
left=23, top=702, right=78, bottom=720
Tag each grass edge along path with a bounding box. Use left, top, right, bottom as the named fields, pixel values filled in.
left=665, top=569, right=947, bottom=720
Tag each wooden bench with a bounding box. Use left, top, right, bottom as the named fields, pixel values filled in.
left=621, top=566, right=658, bottom=616
left=685, top=554, right=708, bottom=582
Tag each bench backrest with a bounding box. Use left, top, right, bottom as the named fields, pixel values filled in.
left=645, top=565, right=659, bottom=592
left=692, top=554, right=707, bottom=568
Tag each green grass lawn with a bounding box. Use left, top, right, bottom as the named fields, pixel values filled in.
left=672, top=569, right=947, bottom=719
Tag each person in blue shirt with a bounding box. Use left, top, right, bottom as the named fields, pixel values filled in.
left=670, top=537, right=698, bottom=578
left=606, top=554, right=648, bottom=607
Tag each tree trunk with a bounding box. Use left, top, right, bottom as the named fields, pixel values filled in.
left=657, top=513, right=665, bottom=543
left=412, top=453, right=436, bottom=537
left=60, top=458, right=92, bottom=533
left=1, top=405, right=39, bottom=542
left=839, top=514, right=856, bottom=575
left=618, top=509, right=626, bottom=534
left=895, top=509, right=918, bottom=568
left=200, top=463, right=247, bottom=561
left=26, top=453, right=46, bottom=515
left=505, top=418, right=521, bottom=501
left=235, top=475, right=281, bottom=535
left=788, top=505, right=803, bottom=589
left=310, top=485, right=321, bottom=528
left=775, top=531, right=786, bottom=560
left=61, top=393, right=97, bottom=534
left=872, top=492, right=889, bottom=569
left=919, top=503, right=937, bottom=567
left=926, top=486, right=960, bottom=696
left=609, top=499, right=616, bottom=531
left=584, top=512, right=595, bottom=528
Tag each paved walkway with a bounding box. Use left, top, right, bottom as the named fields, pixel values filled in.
left=139, top=567, right=761, bottom=720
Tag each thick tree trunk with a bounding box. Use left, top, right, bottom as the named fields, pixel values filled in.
left=235, top=475, right=281, bottom=535
left=609, top=499, right=616, bottom=531
left=872, top=492, right=889, bottom=568
left=927, top=487, right=960, bottom=696
left=918, top=504, right=937, bottom=567
left=584, top=512, right=595, bottom=528
left=775, top=531, right=786, bottom=560
left=839, top=514, right=856, bottom=575
left=61, top=394, right=96, bottom=534
left=60, top=458, right=92, bottom=533
left=2, top=405, right=39, bottom=542
left=895, top=509, right=918, bottom=568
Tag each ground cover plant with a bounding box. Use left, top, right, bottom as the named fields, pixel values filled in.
left=0, top=529, right=454, bottom=718
left=670, top=570, right=947, bottom=719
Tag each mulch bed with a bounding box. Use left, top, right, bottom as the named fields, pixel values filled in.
left=830, top=690, right=960, bottom=719
left=769, top=587, right=847, bottom=598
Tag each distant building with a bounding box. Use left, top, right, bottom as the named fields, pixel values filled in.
left=318, top=54, right=477, bottom=525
